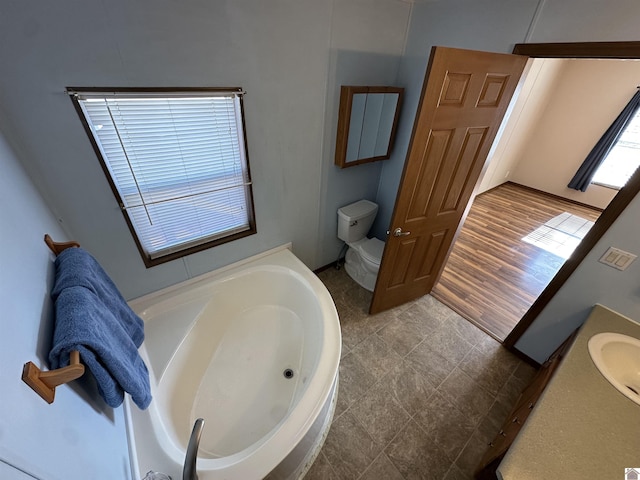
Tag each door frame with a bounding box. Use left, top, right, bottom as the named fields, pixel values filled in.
left=504, top=41, right=640, bottom=350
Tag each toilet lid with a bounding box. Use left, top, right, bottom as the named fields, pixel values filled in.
left=360, top=238, right=384, bottom=265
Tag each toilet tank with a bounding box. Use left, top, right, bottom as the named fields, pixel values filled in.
left=337, top=200, right=379, bottom=243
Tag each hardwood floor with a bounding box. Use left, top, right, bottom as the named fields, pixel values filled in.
left=431, top=182, right=602, bottom=342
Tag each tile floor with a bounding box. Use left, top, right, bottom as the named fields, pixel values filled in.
left=304, top=267, right=537, bottom=480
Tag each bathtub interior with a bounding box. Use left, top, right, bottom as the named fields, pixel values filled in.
left=192, top=304, right=307, bottom=458
left=140, top=292, right=211, bottom=384
left=138, top=265, right=326, bottom=462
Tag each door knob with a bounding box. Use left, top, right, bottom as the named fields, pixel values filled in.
left=392, top=227, right=410, bottom=237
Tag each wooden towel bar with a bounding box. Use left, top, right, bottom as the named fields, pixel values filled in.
left=21, top=235, right=85, bottom=404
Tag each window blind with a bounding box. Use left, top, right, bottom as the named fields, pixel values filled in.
left=592, top=109, right=640, bottom=189
left=77, top=92, right=253, bottom=259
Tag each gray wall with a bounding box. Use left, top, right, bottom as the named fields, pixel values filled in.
left=3, top=0, right=640, bottom=389
left=372, top=0, right=542, bottom=237
left=373, top=0, right=640, bottom=363
left=374, top=0, right=640, bottom=236
left=317, top=1, right=411, bottom=267
left=0, top=124, right=131, bottom=479
left=0, top=4, right=410, bottom=475
left=0, top=0, right=410, bottom=300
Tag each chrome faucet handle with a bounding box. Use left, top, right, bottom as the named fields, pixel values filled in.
left=142, top=472, right=171, bottom=480
left=183, top=418, right=205, bottom=480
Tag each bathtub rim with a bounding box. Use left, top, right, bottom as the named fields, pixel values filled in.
left=128, top=243, right=292, bottom=314
left=125, top=244, right=341, bottom=479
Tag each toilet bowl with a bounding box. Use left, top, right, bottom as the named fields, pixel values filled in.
left=344, top=237, right=384, bottom=292
left=337, top=200, right=384, bottom=292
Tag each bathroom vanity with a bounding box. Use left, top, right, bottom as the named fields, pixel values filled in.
left=478, top=304, right=640, bottom=479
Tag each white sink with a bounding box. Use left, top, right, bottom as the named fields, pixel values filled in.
left=588, top=332, right=640, bottom=406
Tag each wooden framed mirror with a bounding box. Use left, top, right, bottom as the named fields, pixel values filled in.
left=334, top=86, right=404, bottom=168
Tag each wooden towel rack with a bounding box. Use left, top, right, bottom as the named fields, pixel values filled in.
left=21, top=235, right=85, bottom=404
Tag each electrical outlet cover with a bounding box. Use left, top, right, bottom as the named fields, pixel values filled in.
left=599, top=247, right=637, bottom=271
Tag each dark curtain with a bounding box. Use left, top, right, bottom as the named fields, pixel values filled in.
left=568, top=89, right=640, bottom=192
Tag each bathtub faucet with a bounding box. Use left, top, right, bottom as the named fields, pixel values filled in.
left=183, top=418, right=205, bottom=480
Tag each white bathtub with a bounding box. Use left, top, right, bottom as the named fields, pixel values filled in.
left=125, top=246, right=341, bottom=480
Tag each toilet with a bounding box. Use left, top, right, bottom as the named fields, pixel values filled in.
left=337, top=200, right=385, bottom=292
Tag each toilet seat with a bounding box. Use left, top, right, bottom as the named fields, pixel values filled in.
left=359, top=238, right=384, bottom=266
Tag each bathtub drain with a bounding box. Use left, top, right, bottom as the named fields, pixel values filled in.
left=283, top=369, right=294, bottom=379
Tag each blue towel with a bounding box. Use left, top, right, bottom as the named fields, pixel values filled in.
left=48, top=247, right=151, bottom=409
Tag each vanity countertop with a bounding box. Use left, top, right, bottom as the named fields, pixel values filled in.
left=498, top=304, right=640, bottom=479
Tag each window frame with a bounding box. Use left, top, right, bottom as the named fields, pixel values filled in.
left=591, top=109, right=640, bottom=191
left=68, top=87, right=257, bottom=268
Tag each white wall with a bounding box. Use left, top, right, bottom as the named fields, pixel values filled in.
left=0, top=123, right=131, bottom=479
left=509, top=58, right=640, bottom=208
left=477, top=58, right=566, bottom=194
left=0, top=0, right=411, bottom=300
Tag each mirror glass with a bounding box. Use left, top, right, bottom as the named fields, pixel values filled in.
left=335, top=86, right=404, bottom=168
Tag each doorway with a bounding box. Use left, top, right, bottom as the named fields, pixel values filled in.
left=431, top=183, right=603, bottom=341
left=369, top=41, right=640, bottom=352
left=431, top=55, right=640, bottom=341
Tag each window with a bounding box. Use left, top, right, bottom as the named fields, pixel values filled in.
left=69, top=88, right=256, bottom=267
left=592, top=109, right=640, bottom=189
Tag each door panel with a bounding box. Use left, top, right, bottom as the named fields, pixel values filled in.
left=415, top=231, right=447, bottom=279
left=370, top=46, right=528, bottom=314
left=388, top=239, right=417, bottom=287
left=437, top=127, right=489, bottom=214
left=406, top=130, right=452, bottom=219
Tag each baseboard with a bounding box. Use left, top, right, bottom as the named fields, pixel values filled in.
left=313, top=262, right=338, bottom=274
left=505, top=344, right=541, bottom=368
left=504, top=181, right=604, bottom=212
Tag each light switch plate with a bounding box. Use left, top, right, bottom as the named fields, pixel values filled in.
left=599, top=247, right=637, bottom=271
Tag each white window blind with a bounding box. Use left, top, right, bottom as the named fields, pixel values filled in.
left=75, top=91, right=254, bottom=261
left=592, top=109, right=640, bottom=189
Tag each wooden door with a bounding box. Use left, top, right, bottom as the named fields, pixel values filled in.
left=370, top=46, right=528, bottom=314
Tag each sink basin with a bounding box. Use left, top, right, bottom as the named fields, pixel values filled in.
left=588, top=332, right=640, bottom=406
